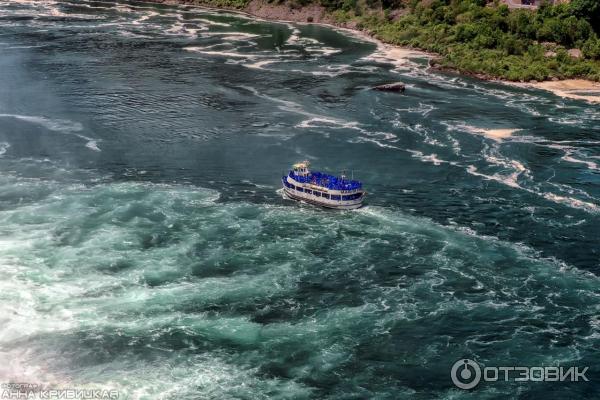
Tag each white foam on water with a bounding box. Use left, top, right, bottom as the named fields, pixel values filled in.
left=1, top=0, right=94, bottom=19
left=164, top=21, right=204, bottom=38
left=113, top=3, right=137, bottom=14
left=444, top=133, right=462, bottom=155
left=4, top=44, right=45, bottom=49
left=542, top=193, right=600, bottom=214
left=362, top=44, right=427, bottom=73
left=418, top=153, right=445, bottom=166
left=467, top=164, right=521, bottom=189
left=0, top=142, right=9, bottom=155
left=396, top=102, right=436, bottom=117
left=443, top=121, right=521, bottom=142
left=0, top=113, right=101, bottom=151
left=304, top=45, right=341, bottom=56
left=467, top=161, right=600, bottom=213
left=544, top=144, right=600, bottom=171
left=505, top=138, right=600, bottom=173
left=190, top=17, right=231, bottom=27
left=561, top=153, right=599, bottom=171
left=348, top=136, right=399, bottom=149
left=184, top=46, right=258, bottom=60
left=450, top=129, right=600, bottom=213
left=295, top=117, right=361, bottom=130
left=391, top=118, right=449, bottom=149
left=240, top=86, right=358, bottom=132
left=244, top=59, right=277, bottom=70
left=117, top=29, right=152, bottom=39
left=84, top=140, right=100, bottom=152
left=131, top=10, right=158, bottom=26
left=406, top=148, right=460, bottom=166
left=0, top=113, right=82, bottom=132
left=199, top=31, right=261, bottom=40
left=0, top=161, right=596, bottom=393
left=281, top=28, right=341, bottom=59
left=67, top=2, right=110, bottom=11
left=285, top=28, right=319, bottom=47
left=363, top=131, right=397, bottom=141
left=548, top=116, right=583, bottom=125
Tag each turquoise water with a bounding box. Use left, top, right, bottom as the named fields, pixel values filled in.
left=0, top=1, right=599, bottom=398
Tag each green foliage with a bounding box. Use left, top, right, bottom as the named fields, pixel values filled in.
left=350, top=0, right=600, bottom=81
left=583, top=36, right=600, bottom=59
left=570, top=0, right=600, bottom=32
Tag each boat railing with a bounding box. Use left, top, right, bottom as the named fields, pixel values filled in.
left=289, top=170, right=362, bottom=191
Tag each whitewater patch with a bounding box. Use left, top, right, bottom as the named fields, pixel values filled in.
left=467, top=164, right=522, bottom=189
left=561, top=153, right=599, bottom=171
left=0, top=114, right=100, bottom=151
left=0, top=113, right=82, bottom=132
left=542, top=193, right=600, bottom=214
left=240, top=85, right=363, bottom=133
left=544, top=144, right=600, bottom=171
left=1, top=0, right=104, bottom=20
left=164, top=21, right=204, bottom=38
left=283, top=28, right=340, bottom=55
left=84, top=140, right=100, bottom=152
left=285, top=28, right=319, bottom=46
left=184, top=46, right=258, bottom=60
left=295, top=117, right=361, bottom=130
left=466, top=161, right=600, bottom=214
left=396, top=102, right=437, bottom=117
left=361, top=43, right=429, bottom=73
left=117, top=29, right=153, bottom=39
left=390, top=118, right=449, bottom=148
left=347, top=136, right=458, bottom=167
left=443, top=121, right=521, bottom=141
left=244, top=59, right=277, bottom=70
left=0, top=142, right=9, bottom=156
left=348, top=136, right=399, bottom=149
left=198, top=31, right=261, bottom=40
left=190, top=17, right=231, bottom=27
left=437, top=131, right=600, bottom=213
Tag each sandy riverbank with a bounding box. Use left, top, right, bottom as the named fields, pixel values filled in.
left=523, top=79, right=600, bottom=104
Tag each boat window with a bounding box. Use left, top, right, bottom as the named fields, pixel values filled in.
left=342, top=193, right=362, bottom=201
left=314, top=191, right=321, bottom=197
left=305, top=189, right=312, bottom=194
left=297, top=187, right=304, bottom=192
left=331, top=195, right=340, bottom=200
left=322, top=194, right=330, bottom=199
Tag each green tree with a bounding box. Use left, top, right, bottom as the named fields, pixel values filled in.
left=570, top=0, right=600, bottom=32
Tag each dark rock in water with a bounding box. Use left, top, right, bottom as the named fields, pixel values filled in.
left=373, top=82, right=405, bottom=92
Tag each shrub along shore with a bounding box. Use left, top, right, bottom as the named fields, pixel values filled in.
left=150, top=0, right=600, bottom=84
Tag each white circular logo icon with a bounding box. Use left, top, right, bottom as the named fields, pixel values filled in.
left=451, top=359, right=481, bottom=389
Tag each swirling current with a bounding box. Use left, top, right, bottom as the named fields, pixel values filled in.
left=0, top=1, right=599, bottom=398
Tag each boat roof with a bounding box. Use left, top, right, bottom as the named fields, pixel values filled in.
left=290, top=169, right=362, bottom=191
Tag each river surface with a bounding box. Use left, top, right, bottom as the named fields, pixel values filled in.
left=0, top=1, right=599, bottom=398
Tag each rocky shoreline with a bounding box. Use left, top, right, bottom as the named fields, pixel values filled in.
left=147, top=0, right=600, bottom=104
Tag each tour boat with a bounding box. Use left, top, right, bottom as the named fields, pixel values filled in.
left=282, top=161, right=365, bottom=209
